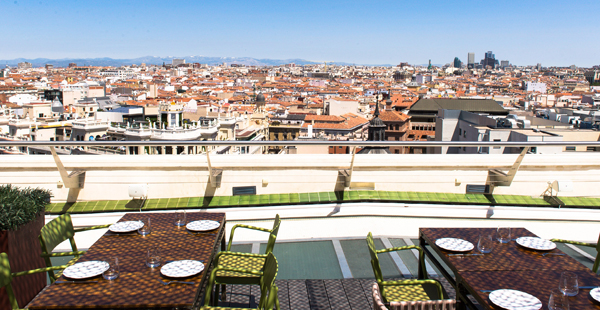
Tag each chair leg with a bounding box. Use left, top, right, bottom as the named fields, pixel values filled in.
left=220, top=284, right=227, bottom=302
left=212, top=284, right=220, bottom=306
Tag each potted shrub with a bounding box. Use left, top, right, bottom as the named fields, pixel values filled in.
left=0, top=185, right=51, bottom=309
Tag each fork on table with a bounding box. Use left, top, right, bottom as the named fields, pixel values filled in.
left=159, top=279, right=195, bottom=285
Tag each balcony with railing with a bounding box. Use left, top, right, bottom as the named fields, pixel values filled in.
left=1, top=140, right=599, bottom=309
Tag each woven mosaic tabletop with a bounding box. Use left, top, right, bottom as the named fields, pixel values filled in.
left=461, top=269, right=600, bottom=310
left=28, top=212, right=226, bottom=309
left=420, top=227, right=589, bottom=272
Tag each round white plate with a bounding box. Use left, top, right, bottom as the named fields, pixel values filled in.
left=515, top=237, right=556, bottom=251
left=489, top=289, right=542, bottom=310
left=62, top=261, right=110, bottom=279
left=160, top=260, right=205, bottom=278
left=109, top=221, right=144, bottom=233
left=591, top=287, right=600, bottom=303
left=435, top=238, right=474, bottom=252
left=186, top=220, right=220, bottom=232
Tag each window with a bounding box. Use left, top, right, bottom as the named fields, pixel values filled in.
left=587, top=146, right=598, bottom=152
left=459, top=128, right=462, bottom=135
left=493, top=139, right=501, bottom=149
left=566, top=146, right=576, bottom=151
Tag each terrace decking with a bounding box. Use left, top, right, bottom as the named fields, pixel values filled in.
left=44, top=191, right=600, bottom=214
left=214, top=277, right=456, bottom=310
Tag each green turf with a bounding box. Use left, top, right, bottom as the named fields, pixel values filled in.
left=44, top=191, right=600, bottom=214
left=299, top=193, right=310, bottom=203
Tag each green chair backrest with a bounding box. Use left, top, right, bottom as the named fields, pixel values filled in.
left=264, top=214, right=281, bottom=254
left=258, top=252, right=278, bottom=309
left=366, top=232, right=383, bottom=282
left=39, top=214, right=77, bottom=253
left=204, top=252, right=278, bottom=309
left=39, top=214, right=78, bottom=281
left=1, top=253, right=19, bottom=310
left=594, top=233, right=600, bottom=273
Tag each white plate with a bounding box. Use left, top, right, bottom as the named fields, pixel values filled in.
left=489, top=289, right=542, bottom=310
left=435, top=238, right=474, bottom=252
left=109, top=221, right=144, bottom=233
left=515, top=237, right=556, bottom=251
left=62, top=261, right=110, bottom=279
left=591, top=287, right=600, bottom=303
left=160, top=260, right=205, bottom=278
left=186, top=220, right=220, bottom=232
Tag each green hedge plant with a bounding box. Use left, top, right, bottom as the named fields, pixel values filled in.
left=0, top=185, right=51, bottom=231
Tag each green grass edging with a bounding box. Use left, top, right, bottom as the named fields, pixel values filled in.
left=44, top=191, right=600, bottom=215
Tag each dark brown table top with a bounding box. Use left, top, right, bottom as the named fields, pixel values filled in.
left=420, top=227, right=589, bottom=272
left=28, top=212, right=226, bottom=309
left=461, top=269, right=600, bottom=310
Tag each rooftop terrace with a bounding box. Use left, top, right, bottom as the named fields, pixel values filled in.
left=2, top=140, right=600, bottom=309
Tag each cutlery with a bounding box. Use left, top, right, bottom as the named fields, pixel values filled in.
left=448, top=253, right=484, bottom=257
left=479, top=290, right=495, bottom=293
left=541, top=253, right=565, bottom=256
left=159, top=279, right=195, bottom=285
left=165, top=260, right=204, bottom=264
left=186, top=231, right=216, bottom=237
left=579, top=286, right=599, bottom=289
left=55, top=280, right=98, bottom=284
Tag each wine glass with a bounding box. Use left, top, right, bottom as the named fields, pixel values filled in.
left=496, top=227, right=511, bottom=243
left=477, top=234, right=494, bottom=254
left=102, top=257, right=119, bottom=280
left=559, top=271, right=578, bottom=296
left=548, top=288, right=569, bottom=310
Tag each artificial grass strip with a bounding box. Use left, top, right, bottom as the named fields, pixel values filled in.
left=44, top=191, right=600, bottom=215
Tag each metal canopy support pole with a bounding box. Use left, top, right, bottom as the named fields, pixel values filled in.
left=339, top=146, right=357, bottom=187
left=50, top=146, right=85, bottom=189
left=487, top=146, right=529, bottom=190
left=206, top=152, right=222, bottom=188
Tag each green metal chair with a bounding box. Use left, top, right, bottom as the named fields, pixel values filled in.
left=201, top=252, right=280, bottom=310
left=366, top=232, right=447, bottom=304
left=39, top=213, right=110, bottom=282
left=213, top=214, right=281, bottom=286
left=1, top=252, right=65, bottom=310
left=551, top=234, right=600, bottom=273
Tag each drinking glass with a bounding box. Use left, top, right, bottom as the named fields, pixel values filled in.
left=138, top=217, right=151, bottom=235
left=496, top=227, right=511, bottom=243
left=548, top=288, right=569, bottom=310
left=102, top=257, right=119, bottom=280
left=477, top=234, right=495, bottom=254
left=559, top=271, right=578, bottom=296
left=174, top=210, right=186, bottom=227
left=146, top=246, right=161, bottom=268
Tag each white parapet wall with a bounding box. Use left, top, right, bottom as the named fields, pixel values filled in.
left=1, top=153, right=600, bottom=201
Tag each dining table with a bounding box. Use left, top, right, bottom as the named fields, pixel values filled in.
left=419, top=227, right=600, bottom=310
left=28, top=211, right=226, bottom=309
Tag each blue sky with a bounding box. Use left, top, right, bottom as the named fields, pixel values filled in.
left=1, top=0, right=599, bottom=66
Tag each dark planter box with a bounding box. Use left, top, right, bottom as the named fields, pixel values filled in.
left=0, top=212, right=46, bottom=310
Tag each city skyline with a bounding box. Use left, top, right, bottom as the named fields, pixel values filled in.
left=1, top=0, right=599, bottom=67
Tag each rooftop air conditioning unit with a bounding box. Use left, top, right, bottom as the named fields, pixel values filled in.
left=551, top=180, right=573, bottom=193
left=129, top=184, right=148, bottom=199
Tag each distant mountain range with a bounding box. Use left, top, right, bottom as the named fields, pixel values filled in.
left=0, top=56, right=394, bottom=68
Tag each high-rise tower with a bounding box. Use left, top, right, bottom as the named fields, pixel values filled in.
left=467, top=53, right=475, bottom=69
